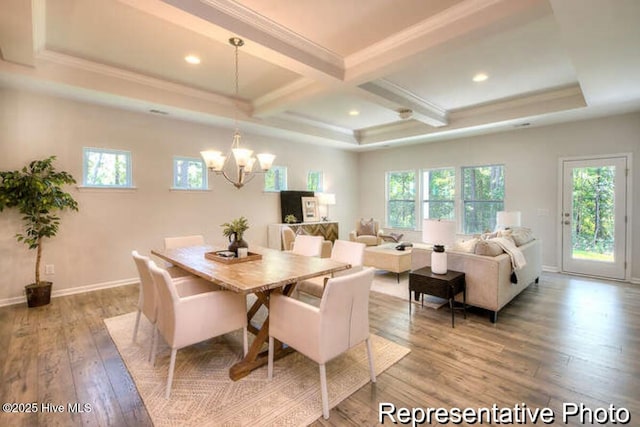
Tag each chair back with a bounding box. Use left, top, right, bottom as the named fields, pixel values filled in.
left=131, top=251, right=157, bottom=322
left=281, top=226, right=296, bottom=251
left=330, top=240, right=366, bottom=277
left=355, top=219, right=379, bottom=236
left=164, top=235, right=205, bottom=249
left=148, top=261, right=181, bottom=343
left=318, top=267, right=374, bottom=360
left=292, top=235, right=324, bottom=257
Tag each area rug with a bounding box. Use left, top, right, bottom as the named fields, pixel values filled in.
left=104, top=312, right=410, bottom=426
left=370, top=270, right=448, bottom=309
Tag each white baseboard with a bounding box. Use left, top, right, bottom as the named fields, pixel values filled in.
left=542, top=265, right=559, bottom=273
left=0, top=277, right=138, bottom=308
left=631, top=277, right=640, bottom=285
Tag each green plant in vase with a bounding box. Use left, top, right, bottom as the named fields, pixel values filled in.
left=221, top=216, right=249, bottom=255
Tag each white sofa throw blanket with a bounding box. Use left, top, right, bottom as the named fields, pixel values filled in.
left=492, top=237, right=527, bottom=284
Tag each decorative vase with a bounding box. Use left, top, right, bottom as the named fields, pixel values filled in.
left=228, top=232, right=248, bottom=256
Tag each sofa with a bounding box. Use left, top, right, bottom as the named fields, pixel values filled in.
left=411, top=238, right=542, bottom=322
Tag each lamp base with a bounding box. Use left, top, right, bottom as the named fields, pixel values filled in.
left=431, top=250, right=447, bottom=275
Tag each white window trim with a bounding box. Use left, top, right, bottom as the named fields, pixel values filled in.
left=171, top=156, right=208, bottom=190
left=82, top=147, right=134, bottom=188
left=385, top=169, right=418, bottom=230
left=264, top=165, right=288, bottom=192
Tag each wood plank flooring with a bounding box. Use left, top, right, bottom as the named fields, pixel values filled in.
left=0, top=272, right=638, bottom=426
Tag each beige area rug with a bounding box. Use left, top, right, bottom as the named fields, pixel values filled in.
left=105, top=312, right=410, bottom=426
left=370, top=270, right=448, bottom=309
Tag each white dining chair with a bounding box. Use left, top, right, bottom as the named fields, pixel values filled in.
left=268, top=267, right=376, bottom=419
left=148, top=260, right=248, bottom=398
left=291, top=235, right=324, bottom=257
left=131, top=251, right=218, bottom=361
left=163, top=235, right=205, bottom=278
left=297, top=240, right=366, bottom=299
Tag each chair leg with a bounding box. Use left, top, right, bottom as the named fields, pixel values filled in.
left=151, top=328, right=159, bottom=366
left=267, top=336, right=274, bottom=380
left=365, top=337, right=376, bottom=383
left=319, top=364, right=329, bottom=419
left=243, top=326, right=248, bottom=357
left=132, top=309, right=141, bottom=342
left=148, top=324, right=157, bottom=362
left=165, top=348, right=177, bottom=399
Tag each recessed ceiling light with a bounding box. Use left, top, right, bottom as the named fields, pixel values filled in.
left=185, top=55, right=201, bottom=65
left=348, top=110, right=360, bottom=116
left=473, top=73, right=488, bottom=82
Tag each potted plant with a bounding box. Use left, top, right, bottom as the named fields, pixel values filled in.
left=0, top=156, right=79, bottom=307
left=221, top=216, right=249, bottom=255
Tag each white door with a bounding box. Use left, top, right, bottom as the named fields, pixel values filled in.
left=561, top=156, right=627, bottom=280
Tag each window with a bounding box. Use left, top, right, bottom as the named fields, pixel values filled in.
left=422, top=168, right=455, bottom=220
left=264, top=165, right=287, bottom=192
left=83, top=147, right=132, bottom=187
left=462, top=165, right=504, bottom=234
left=173, top=157, right=207, bottom=190
left=386, top=170, right=416, bottom=228
left=307, top=170, right=323, bottom=192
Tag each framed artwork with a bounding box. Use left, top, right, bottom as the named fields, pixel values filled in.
left=301, top=196, right=319, bottom=222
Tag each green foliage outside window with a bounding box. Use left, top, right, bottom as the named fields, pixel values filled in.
left=83, top=148, right=132, bottom=187
left=174, top=157, right=206, bottom=189
left=264, top=165, right=287, bottom=192
left=423, top=168, right=455, bottom=220
left=307, top=170, right=323, bottom=192
left=387, top=170, right=416, bottom=228
left=572, top=166, right=615, bottom=257
left=462, top=165, right=504, bottom=234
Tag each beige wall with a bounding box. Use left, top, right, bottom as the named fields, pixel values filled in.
left=0, top=88, right=359, bottom=302
left=357, top=112, right=639, bottom=280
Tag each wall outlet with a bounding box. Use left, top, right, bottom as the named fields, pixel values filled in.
left=45, top=264, right=55, bottom=275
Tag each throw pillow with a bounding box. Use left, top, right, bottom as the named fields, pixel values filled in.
left=508, top=226, right=535, bottom=246
left=357, top=218, right=375, bottom=236
left=474, top=239, right=505, bottom=256
left=453, top=238, right=479, bottom=253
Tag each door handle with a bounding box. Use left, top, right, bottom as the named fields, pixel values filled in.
left=563, top=220, right=570, bottom=225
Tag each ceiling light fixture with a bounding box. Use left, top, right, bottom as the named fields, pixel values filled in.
left=397, top=108, right=413, bottom=120
left=200, top=37, right=275, bottom=189
left=184, top=55, right=201, bottom=65
left=472, top=73, right=488, bottom=82
left=348, top=110, right=360, bottom=116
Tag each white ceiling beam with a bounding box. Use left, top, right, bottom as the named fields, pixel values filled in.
left=0, top=0, right=35, bottom=66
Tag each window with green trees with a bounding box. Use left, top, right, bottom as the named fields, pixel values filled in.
left=264, top=165, right=287, bottom=192
left=173, top=157, right=207, bottom=190
left=83, top=147, right=132, bottom=187
left=571, top=166, right=615, bottom=261
left=307, top=170, right=323, bottom=192
left=462, top=165, right=504, bottom=233
left=423, top=168, right=455, bottom=220
left=386, top=170, right=416, bottom=228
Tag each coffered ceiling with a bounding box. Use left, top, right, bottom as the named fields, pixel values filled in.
left=1, top=0, right=639, bottom=150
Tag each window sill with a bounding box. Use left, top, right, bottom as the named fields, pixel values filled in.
left=77, top=185, right=137, bottom=192
left=169, top=187, right=212, bottom=192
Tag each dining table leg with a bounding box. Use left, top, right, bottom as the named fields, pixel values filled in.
left=228, top=284, right=296, bottom=381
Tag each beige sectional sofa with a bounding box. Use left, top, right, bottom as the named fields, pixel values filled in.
left=411, top=239, right=542, bottom=322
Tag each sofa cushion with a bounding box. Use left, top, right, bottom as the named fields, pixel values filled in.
left=474, top=239, right=505, bottom=256
left=357, top=218, right=375, bottom=236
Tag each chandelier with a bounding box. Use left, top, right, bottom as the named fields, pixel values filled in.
left=201, top=37, right=275, bottom=189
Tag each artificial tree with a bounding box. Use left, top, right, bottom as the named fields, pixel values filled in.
left=0, top=156, right=78, bottom=306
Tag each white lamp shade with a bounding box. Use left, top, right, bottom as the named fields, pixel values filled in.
left=201, top=150, right=225, bottom=171
left=422, top=219, right=456, bottom=246
left=317, top=193, right=336, bottom=206
left=256, top=153, right=275, bottom=171
left=232, top=148, right=253, bottom=167
left=496, top=211, right=521, bottom=229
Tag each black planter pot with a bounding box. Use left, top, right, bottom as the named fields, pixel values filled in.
left=25, top=281, right=53, bottom=307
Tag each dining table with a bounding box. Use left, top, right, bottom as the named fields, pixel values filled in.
left=151, top=244, right=350, bottom=381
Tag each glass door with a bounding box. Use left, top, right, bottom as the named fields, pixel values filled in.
left=561, top=156, right=627, bottom=280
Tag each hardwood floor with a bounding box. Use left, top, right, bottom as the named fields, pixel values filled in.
left=1, top=273, right=638, bottom=426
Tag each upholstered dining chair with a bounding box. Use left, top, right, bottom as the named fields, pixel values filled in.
left=131, top=251, right=219, bottom=361
left=268, top=267, right=376, bottom=419
left=281, top=226, right=297, bottom=251
left=291, top=234, right=324, bottom=257
left=163, top=234, right=205, bottom=278
left=296, top=240, right=367, bottom=299
left=148, top=260, right=248, bottom=398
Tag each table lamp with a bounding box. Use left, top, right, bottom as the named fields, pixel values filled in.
left=496, top=211, right=521, bottom=230
left=422, top=219, right=456, bottom=274
left=317, top=193, right=336, bottom=221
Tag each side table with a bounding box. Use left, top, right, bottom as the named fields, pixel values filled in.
left=409, top=267, right=466, bottom=328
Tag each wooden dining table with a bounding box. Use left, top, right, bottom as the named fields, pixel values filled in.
left=151, top=245, right=350, bottom=381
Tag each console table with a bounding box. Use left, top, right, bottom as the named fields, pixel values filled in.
left=267, top=221, right=339, bottom=250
